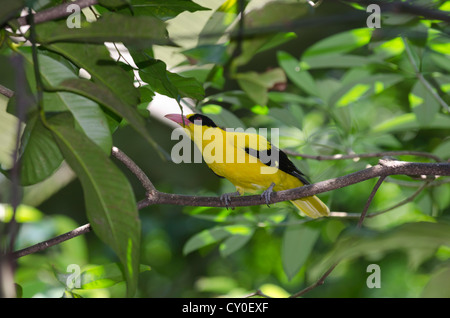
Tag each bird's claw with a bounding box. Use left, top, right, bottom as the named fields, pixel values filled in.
left=261, top=183, right=276, bottom=207
left=220, top=191, right=240, bottom=210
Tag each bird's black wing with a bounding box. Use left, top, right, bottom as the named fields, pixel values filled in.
left=244, top=145, right=310, bottom=185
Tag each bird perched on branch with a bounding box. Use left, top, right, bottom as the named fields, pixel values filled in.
left=165, top=113, right=330, bottom=218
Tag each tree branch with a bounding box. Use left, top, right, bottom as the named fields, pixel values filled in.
left=11, top=150, right=450, bottom=260
left=283, top=149, right=443, bottom=162
left=290, top=262, right=339, bottom=298
left=0, top=84, right=14, bottom=99
left=138, top=159, right=450, bottom=209
left=17, top=0, right=99, bottom=26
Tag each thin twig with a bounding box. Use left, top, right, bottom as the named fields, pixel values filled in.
left=111, top=147, right=157, bottom=194
left=11, top=224, right=92, bottom=259
left=0, top=84, right=14, bottom=98
left=357, top=176, right=386, bottom=228
left=290, top=262, right=339, bottom=298
left=243, top=289, right=272, bottom=298
left=368, top=181, right=430, bottom=217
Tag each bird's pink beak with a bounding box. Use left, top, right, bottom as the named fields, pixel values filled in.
left=165, top=113, right=189, bottom=126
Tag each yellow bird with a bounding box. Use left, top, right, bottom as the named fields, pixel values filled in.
left=165, top=113, right=330, bottom=218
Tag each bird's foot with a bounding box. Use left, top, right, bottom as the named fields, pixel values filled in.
left=220, top=191, right=241, bottom=209
left=261, top=183, right=276, bottom=207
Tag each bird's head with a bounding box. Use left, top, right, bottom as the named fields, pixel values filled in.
left=165, top=113, right=218, bottom=131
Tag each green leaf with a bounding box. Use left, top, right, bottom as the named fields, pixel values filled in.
left=282, top=222, right=320, bottom=280
left=49, top=113, right=141, bottom=297
left=200, top=104, right=245, bottom=128
left=231, top=2, right=306, bottom=69
left=300, top=54, right=377, bottom=70
left=277, top=51, right=319, bottom=96
left=139, top=59, right=204, bottom=100
left=235, top=68, right=286, bottom=106
left=182, top=44, right=229, bottom=65
left=44, top=43, right=139, bottom=107
left=409, top=80, right=440, bottom=125
left=183, top=227, right=231, bottom=255
left=183, top=224, right=253, bottom=256
left=36, top=12, right=170, bottom=46
left=56, top=78, right=157, bottom=149
left=114, top=0, right=209, bottom=20
left=219, top=228, right=254, bottom=257
left=197, top=0, right=238, bottom=46
left=422, top=266, right=450, bottom=298
left=79, top=263, right=150, bottom=290
left=374, top=113, right=450, bottom=133
left=45, top=92, right=112, bottom=152
left=0, top=204, right=43, bottom=223
left=18, top=115, right=64, bottom=185
left=303, top=28, right=372, bottom=57
left=20, top=51, right=112, bottom=153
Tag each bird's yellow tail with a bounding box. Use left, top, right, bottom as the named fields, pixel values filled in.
left=290, top=195, right=330, bottom=219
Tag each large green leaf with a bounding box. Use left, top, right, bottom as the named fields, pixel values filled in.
left=303, top=28, right=373, bottom=58
left=230, top=2, right=306, bottom=69
left=277, top=51, right=319, bottom=96
left=56, top=78, right=157, bottom=148
left=373, top=113, right=450, bottom=133
left=44, top=91, right=112, bottom=152
left=235, top=68, right=286, bottom=106
left=49, top=113, right=141, bottom=297
left=197, top=0, right=238, bottom=46
left=18, top=115, right=64, bottom=185
left=44, top=43, right=139, bottom=107
left=110, top=0, right=209, bottom=20
left=300, top=54, right=379, bottom=70
left=21, top=51, right=112, bottom=153
left=36, top=12, right=169, bottom=46
left=183, top=224, right=254, bottom=257
left=282, top=222, right=320, bottom=280
left=138, top=59, right=205, bottom=101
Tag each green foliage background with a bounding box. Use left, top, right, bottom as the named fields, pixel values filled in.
left=0, top=0, right=449, bottom=298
